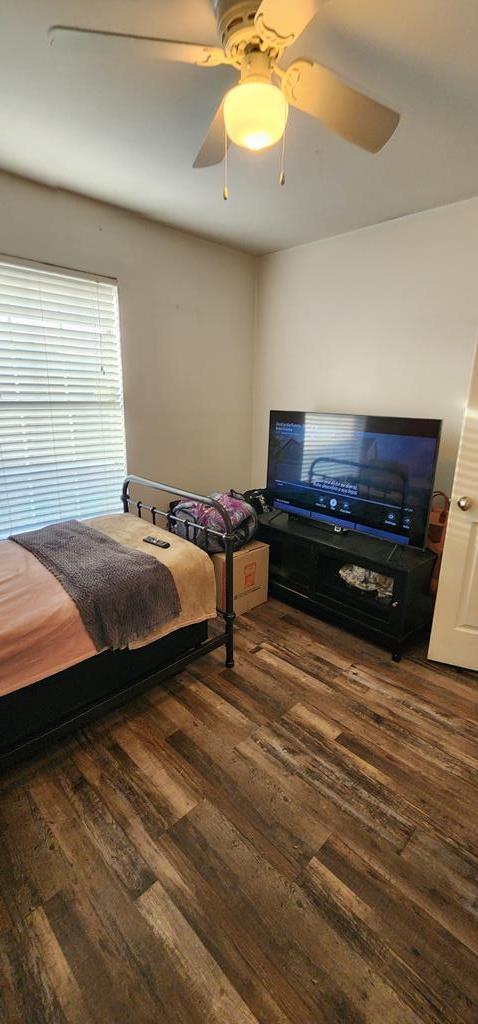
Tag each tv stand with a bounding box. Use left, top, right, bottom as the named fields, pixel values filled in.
left=258, top=511, right=436, bottom=660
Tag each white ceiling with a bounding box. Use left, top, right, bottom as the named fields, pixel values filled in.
left=2, top=0, right=478, bottom=254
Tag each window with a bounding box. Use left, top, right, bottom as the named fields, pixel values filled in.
left=0, top=258, right=127, bottom=538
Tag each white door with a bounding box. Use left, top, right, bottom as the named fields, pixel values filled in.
left=428, top=341, right=478, bottom=669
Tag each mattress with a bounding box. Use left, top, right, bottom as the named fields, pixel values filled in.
left=0, top=513, right=217, bottom=697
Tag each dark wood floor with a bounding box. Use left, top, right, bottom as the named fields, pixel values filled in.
left=1, top=600, right=478, bottom=1024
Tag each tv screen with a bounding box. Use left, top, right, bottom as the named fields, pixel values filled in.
left=267, top=411, right=441, bottom=548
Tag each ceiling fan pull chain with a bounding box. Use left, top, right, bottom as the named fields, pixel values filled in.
left=223, top=122, right=229, bottom=200
left=279, top=121, right=287, bottom=186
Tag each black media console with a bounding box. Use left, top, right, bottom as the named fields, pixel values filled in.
left=258, top=511, right=436, bottom=660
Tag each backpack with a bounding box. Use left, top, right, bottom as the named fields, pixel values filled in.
left=169, top=490, right=258, bottom=553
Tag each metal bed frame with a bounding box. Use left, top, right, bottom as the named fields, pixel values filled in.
left=121, top=475, right=236, bottom=670
left=0, top=476, right=236, bottom=769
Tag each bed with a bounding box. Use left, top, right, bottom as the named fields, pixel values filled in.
left=0, top=476, right=235, bottom=768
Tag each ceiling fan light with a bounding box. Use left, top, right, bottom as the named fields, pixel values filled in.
left=224, top=80, right=288, bottom=152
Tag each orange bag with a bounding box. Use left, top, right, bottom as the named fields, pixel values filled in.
left=427, top=491, right=450, bottom=593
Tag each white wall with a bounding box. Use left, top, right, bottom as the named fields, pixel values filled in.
left=253, top=199, right=478, bottom=494
left=2, top=174, right=477, bottom=506
left=0, top=171, right=255, bottom=497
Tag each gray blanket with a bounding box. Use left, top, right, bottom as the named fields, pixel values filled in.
left=11, top=520, right=181, bottom=651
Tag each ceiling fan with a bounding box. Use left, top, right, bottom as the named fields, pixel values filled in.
left=49, top=0, right=400, bottom=170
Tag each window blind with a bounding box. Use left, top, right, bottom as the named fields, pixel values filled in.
left=302, top=413, right=361, bottom=482
left=0, top=259, right=127, bottom=538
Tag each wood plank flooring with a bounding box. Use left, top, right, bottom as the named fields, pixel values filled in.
left=1, top=599, right=478, bottom=1024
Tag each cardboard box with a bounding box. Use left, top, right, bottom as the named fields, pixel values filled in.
left=212, top=540, right=269, bottom=616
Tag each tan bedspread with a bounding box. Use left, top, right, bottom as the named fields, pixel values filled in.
left=0, top=513, right=216, bottom=697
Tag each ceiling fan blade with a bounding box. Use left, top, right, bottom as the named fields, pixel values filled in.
left=255, top=0, right=328, bottom=48
left=283, top=59, right=400, bottom=153
left=193, top=101, right=229, bottom=168
left=48, top=26, right=227, bottom=67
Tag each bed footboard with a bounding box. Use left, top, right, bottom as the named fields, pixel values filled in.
left=121, top=475, right=235, bottom=668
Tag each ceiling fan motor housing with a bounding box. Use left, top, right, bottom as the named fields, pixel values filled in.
left=211, top=0, right=262, bottom=56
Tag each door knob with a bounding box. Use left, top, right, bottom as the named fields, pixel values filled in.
left=457, top=496, right=473, bottom=511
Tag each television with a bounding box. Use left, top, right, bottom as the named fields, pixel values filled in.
left=267, top=411, right=441, bottom=548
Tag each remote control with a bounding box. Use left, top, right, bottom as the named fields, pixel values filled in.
left=143, top=535, right=170, bottom=549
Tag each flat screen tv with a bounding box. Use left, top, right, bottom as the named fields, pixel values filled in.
left=267, top=411, right=442, bottom=548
